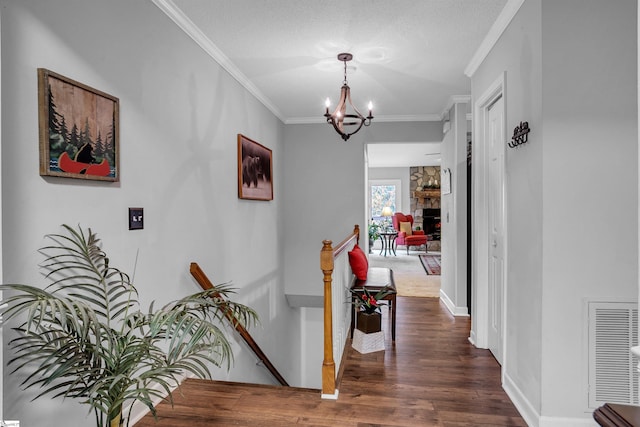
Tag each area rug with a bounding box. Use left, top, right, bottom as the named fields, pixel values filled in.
left=368, top=251, right=440, bottom=298
left=419, top=254, right=441, bottom=275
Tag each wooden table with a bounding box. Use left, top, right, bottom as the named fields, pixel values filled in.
left=378, top=231, right=397, bottom=257
left=350, top=267, right=397, bottom=341
left=594, top=403, right=640, bottom=426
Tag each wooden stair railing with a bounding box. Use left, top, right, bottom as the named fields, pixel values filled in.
left=320, top=225, right=360, bottom=397
left=190, top=262, right=289, bottom=387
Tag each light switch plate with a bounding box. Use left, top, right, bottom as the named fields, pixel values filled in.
left=129, top=208, right=143, bottom=230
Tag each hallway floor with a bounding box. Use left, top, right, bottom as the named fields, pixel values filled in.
left=135, top=298, right=526, bottom=426
left=368, top=241, right=441, bottom=298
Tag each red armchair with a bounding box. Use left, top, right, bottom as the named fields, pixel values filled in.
left=392, top=213, right=428, bottom=254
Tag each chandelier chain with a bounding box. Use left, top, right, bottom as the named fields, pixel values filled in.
left=343, top=59, right=348, bottom=85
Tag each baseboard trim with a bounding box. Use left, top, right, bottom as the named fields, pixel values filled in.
left=321, top=390, right=340, bottom=400
left=503, top=372, right=596, bottom=427
left=539, top=415, right=598, bottom=427
left=439, top=289, right=470, bottom=317
left=503, top=372, right=539, bottom=427
left=468, top=330, right=477, bottom=346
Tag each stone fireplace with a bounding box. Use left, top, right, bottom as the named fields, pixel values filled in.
left=422, top=208, right=441, bottom=240
left=410, top=166, right=441, bottom=251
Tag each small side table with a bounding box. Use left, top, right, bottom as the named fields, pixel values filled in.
left=379, top=231, right=397, bottom=257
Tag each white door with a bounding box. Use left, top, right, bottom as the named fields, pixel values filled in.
left=487, top=95, right=505, bottom=365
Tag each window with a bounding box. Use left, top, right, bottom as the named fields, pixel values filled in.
left=369, top=180, right=401, bottom=221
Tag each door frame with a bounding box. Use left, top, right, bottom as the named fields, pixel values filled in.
left=470, top=72, right=508, bottom=366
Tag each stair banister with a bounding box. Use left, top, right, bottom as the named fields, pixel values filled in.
left=320, top=225, right=360, bottom=398
left=190, top=262, right=289, bottom=387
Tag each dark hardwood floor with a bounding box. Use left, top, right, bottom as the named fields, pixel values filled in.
left=136, top=297, right=526, bottom=426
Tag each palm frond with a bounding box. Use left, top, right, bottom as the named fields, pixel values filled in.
left=0, top=224, right=260, bottom=427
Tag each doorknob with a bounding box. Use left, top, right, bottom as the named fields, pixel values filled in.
left=492, top=240, right=497, bottom=247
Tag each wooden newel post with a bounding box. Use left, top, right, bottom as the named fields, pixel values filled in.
left=320, top=239, right=336, bottom=396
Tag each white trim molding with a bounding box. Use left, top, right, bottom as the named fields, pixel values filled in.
left=504, top=372, right=596, bottom=427
left=151, top=0, right=286, bottom=123
left=471, top=71, right=506, bottom=350
left=440, top=289, right=470, bottom=317
left=503, top=372, right=539, bottom=427
left=321, top=390, right=340, bottom=400
left=285, top=114, right=442, bottom=125
left=440, top=95, right=472, bottom=120
left=152, top=0, right=464, bottom=126
left=464, top=0, right=525, bottom=77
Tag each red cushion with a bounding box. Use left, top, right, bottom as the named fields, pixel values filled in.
left=406, top=235, right=428, bottom=245
left=348, top=244, right=368, bottom=280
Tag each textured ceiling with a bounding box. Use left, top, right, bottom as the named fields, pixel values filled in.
left=367, top=142, right=442, bottom=168
left=155, top=0, right=509, bottom=166
left=165, top=0, right=508, bottom=124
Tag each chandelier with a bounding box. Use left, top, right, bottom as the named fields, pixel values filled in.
left=324, top=53, right=374, bottom=141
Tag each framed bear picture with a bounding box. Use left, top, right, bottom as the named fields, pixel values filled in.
left=38, top=68, right=119, bottom=182
left=237, top=134, right=273, bottom=201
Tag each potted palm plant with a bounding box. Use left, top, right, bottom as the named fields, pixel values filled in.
left=1, top=224, right=258, bottom=427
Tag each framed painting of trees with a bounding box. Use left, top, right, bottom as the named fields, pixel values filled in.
left=38, top=68, right=119, bottom=181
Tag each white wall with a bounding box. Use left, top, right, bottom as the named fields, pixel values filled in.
left=472, top=0, right=544, bottom=416
left=471, top=0, right=638, bottom=424
left=440, top=102, right=468, bottom=316
left=0, top=5, right=4, bottom=423
left=282, top=121, right=443, bottom=301
left=540, top=0, right=637, bottom=421
left=1, top=1, right=300, bottom=425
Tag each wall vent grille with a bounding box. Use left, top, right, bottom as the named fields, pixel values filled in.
left=588, top=301, right=638, bottom=408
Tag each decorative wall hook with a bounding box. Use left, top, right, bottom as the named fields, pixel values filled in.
left=509, top=121, right=530, bottom=148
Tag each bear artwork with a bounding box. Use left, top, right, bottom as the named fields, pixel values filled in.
left=242, top=156, right=261, bottom=188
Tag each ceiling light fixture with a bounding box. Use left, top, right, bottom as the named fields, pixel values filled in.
left=324, top=53, right=373, bottom=141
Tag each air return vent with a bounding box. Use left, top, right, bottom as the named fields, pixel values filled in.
left=588, top=301, right=638, bottom=408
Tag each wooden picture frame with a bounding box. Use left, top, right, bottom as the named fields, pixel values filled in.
left=237, top=134, right=273, bottom=201
left=38, top=68, right=119, bottom=181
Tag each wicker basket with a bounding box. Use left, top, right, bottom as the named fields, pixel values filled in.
left=352, top=329, right=385, bottom=354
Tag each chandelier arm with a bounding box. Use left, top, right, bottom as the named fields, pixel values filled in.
left=330, top=85, right=349, bottom=116
left=345, top=86, right=366, bottom=121
left=344, top=117, right=366, bottom=140
left=327, top=117, right=349, bottom=140
left=325, top=114, right=366, bottom=141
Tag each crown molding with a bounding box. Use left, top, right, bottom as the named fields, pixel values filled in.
left=151, top=0, right=286, bottom=122
left=154, top=0, right=486, bottom=127
left=284, top=114, right=442, bottom=125
left=440, top=95, right=472, bottom=119
left=464, top=0, right=525, bottom=77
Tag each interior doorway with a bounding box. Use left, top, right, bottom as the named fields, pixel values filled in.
left=471, top=72, right=507, bottom=362
left=365, top=144, right=442, bottom=300
left=487, top=95, right=505, bottom=365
